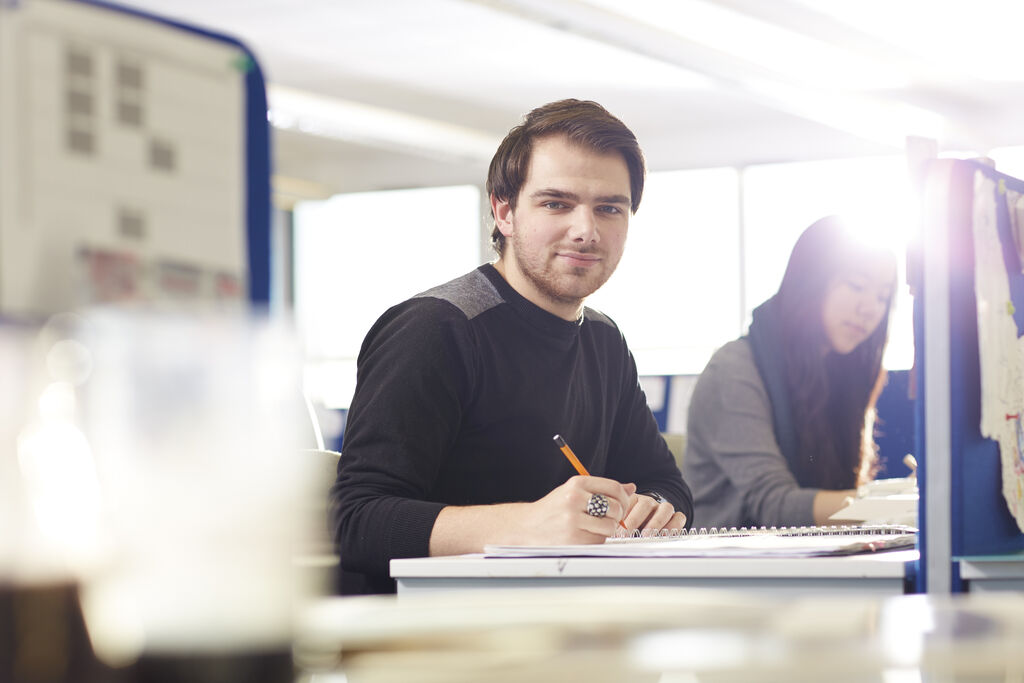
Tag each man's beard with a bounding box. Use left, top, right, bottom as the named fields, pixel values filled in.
left=510, top=233, right=613, bottom=311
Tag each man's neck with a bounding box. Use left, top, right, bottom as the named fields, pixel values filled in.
left=492, top=258, right=583, bottom=322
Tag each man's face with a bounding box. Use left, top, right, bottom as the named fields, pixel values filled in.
left=491, top=135, right=631, bottom=320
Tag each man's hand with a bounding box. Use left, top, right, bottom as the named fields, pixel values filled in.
left=623, top=492, right=687, bottom=535
left=429, top=476, right=636, bottom=556
left=518, top=476, right=636, bottom=545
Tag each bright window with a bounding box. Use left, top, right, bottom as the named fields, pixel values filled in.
left=742, top=156, right=915, bottom=370
left=293, top=185, right=482, bottom=408
left=587, top=168, right=740, bottom=375
left=989, top=145, right=1024, bottom=179
left=291, top=157, right=918, bottom=413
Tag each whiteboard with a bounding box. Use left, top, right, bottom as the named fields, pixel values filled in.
left=0, top=0, right=250, bottom=317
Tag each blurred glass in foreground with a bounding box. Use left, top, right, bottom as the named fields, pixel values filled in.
left=0, top=319, right=116, bottom=683
left=1, top=310, right=318, bottom=682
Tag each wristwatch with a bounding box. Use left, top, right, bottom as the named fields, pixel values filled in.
left=643, top=491, right=668, bottom=505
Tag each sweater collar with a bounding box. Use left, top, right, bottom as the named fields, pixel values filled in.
left=478, top=264, right=583, bottom=341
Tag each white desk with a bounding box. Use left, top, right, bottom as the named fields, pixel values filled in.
left=294, top=589, right=1024, bottom=682
left=959, top=552, right=1024, bottom=592
left=391, top=549, right=918, bottom=596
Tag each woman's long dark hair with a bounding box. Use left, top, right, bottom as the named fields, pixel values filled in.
left=777, top=216, right=895, bottom=490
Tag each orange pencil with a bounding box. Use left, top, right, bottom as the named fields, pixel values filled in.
left=553, top=434, right=628, bottom=529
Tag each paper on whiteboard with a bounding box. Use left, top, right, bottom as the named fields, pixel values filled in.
left=972, top=173, right=1024, bottom=532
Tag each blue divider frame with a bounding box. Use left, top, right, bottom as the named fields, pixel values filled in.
left=914, top=159, right=1024, bottom=592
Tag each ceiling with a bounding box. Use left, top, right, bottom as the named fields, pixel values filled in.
left=109, top=0, right=1024, bottom=201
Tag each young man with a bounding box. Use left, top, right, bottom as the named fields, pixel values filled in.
left=330, top=99, right=692, bottom=594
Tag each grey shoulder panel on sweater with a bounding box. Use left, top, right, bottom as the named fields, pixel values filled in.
left=583, top=306, right=616, bottom=328
left=413, top=269, right=503, bottom=320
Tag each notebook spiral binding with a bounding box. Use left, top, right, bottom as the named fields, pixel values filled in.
left=612, top=524, right=917, bottom=540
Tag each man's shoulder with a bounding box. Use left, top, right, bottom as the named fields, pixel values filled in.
left=581, top=305, right=617, bottom=330
left=412, top=267, right=504, bottom=321
left=579, top=307, right=632, bottom=359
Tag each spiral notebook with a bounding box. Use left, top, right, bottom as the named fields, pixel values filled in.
left=483, top=524, right=918, bottom=558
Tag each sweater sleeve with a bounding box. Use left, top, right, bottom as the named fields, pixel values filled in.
left=602, top=336, right=694, bottom=526
left=328, top=299, right=473, bottom=579
left=685, top=340, right=816, bottom=527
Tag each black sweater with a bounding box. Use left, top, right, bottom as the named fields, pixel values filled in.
left=329, top=264, right=692, bottom=594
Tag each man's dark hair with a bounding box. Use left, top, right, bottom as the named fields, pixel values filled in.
left=485, top=99, right=646, bottom=256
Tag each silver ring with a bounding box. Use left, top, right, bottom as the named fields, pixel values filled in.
left=586, top=493, right=609, bottom=518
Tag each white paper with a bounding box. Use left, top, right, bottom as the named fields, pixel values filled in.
left=830, top=477, right=918, bottom=526
left=485, top=526, right=917, bottom=558
left=972, top=173, right=1024, bottom=532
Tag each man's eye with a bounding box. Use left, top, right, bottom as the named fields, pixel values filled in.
left=597, top=205, right=622, bottom=215
left=544, top=201, right=566, bottom=210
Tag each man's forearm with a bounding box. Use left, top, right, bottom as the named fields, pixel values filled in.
left=428, top=503, right=533, bottom=556
left=428, top=478, right=636, bottom=556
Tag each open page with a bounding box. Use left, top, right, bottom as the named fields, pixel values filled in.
left=484, top=525, right=917, bottom=558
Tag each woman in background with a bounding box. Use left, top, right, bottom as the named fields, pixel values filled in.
left=683, top=215, right=896, bottom=529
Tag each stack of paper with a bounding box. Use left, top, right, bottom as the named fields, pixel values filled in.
left=484, top=525, right=917, bottom=559
left=831, top=477, right=918, bottom=526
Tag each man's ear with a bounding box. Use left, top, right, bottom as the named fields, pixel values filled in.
left=490, top=194, right=514, bottom=237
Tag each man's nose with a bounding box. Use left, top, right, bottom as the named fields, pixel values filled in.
left=567, top=206, right=599, bottom=243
